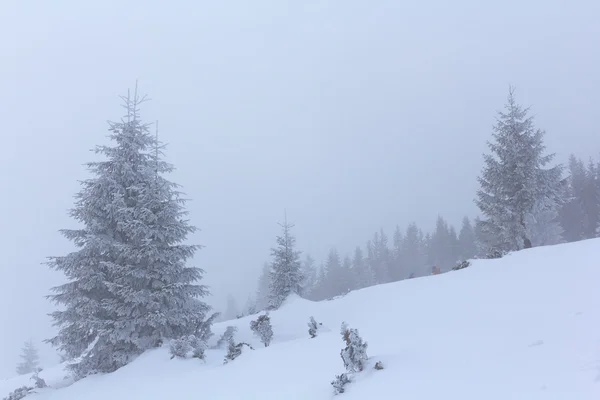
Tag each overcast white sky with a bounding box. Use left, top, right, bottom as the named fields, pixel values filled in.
left=1, top=0, right=599, bottom=378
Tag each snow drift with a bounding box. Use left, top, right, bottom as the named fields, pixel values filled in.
left=2, top=239, right=599, bottom=399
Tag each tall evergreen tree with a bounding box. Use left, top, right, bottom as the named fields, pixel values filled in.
left=475, top=87, right=563, bottom=254
left=16, top=340, right=39, bottom=375
left=403, top=223, right=427, bottom=277
left=559, top=155, right=586, bottom=242
left=268, top=215, right=303, bottom=309
left=46, top=87, right=209, bottom=377
left=255, top=262, right=271, bottom=311
left=581, top=160, right=600, bottom=238
left=352, top=246, right=375, bottom=289
left=300, top=254, right=318, bottom=299
left=224, top=295, right=239, bottom=320
left=458, top=217, right=477, bottom=261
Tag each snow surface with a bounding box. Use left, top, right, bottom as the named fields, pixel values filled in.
left=2, top=239, right=599, bottom=399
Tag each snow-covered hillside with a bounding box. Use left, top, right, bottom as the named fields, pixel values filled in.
left=2, top=239, right=599, bottom=399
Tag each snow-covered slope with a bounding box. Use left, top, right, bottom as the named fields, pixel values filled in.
left=3, top=239, right=599, bottom=399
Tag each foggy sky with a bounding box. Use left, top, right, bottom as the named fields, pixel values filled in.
left=1, top=0, right=599, bottom=378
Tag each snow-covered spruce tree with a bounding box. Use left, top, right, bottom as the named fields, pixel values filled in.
left=308, top=316, right=321, bottom=338
left=475, top=87, right=563, bottom=254
left=16, top=340, right=39, bottom=375
left=339, top=322, right=368, bottom=373
left=223, top=337, right=254, bottom=364
left=331, top=322, right=369, bottom=394
left=255, top=262, right=271, bottom=311
left=46, top=86, right=210, bottom=378
left=250, top=314, right=273, bottom=347
left=3, top=386, right=34, bottom=400
left=268, top=215, right=303, bottom=309
left=215, top=326, right=238, bottom=349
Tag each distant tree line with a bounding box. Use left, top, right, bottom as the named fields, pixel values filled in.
left=242, top=87, right=599, bottom=313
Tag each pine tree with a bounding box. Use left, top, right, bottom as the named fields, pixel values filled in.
left=224, top=295, right=238, bottom=320
left=300, top=254, right=318, bottom=299
left=268, top=215, right=303, bottom=309
left=581, top=159, right=600, bottom=239
left=351, top=246, right=375, bottom=290
left=559, top=155, right=586, bottom=242
left=250, top=314, right=273, bottom=347
left=403, top=223, right=427, bottom=277
left=475, top=87, right=563, bottom=254
left=255, top=262, right=271, bottom=311
left=16, top=340, right=39, bottom=375
left=458, top=217, right=477, bottom=261
left=46, top=86, right=210, bottom=377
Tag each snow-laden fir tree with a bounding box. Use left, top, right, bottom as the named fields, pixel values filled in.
left=255, top=262, right=271, bottom=311
left=250, top=314, right=273, bottom=347
left=268, top=215, right=303, bottom=309
left=46, top=85, right=210, bottom=378
left=300, top=254, right=318, bottom=299
left=458, top=217, right=478, bottom=261
left=476, top=87, right=563, bottom=254
left=308, top=316, right=321, bottom=338
left=331, top=322, right=369, bottom=395
left=16, top=340, right=39, bottom=375
left=339, top=322, right=368, bottom=373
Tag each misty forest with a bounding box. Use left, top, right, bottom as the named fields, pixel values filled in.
left=9, top=83, right=598, bottom=378
left=2, top=2, right=600, bottom=400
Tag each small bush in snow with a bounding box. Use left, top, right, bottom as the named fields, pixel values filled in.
left=2, top=386, right=34, bottom=400
left=223, top=337, right=254, bottom=364
left=170, top=337, right=192, bottom=359
left=308, top=316, right=322, bottom=338
left=250, top=314, right=273, bottom=347
left=452, top=260, right=471, bottom=271
left=331, top=322, right=369, bottom=395
left=374, top=361, right=384, bottom=370
left=215, top=326, right=238, bottom=349
left=196, top=312, right=220, bottom=343
left=331, top=373, right=351, bottom=395
left=340, top=322, right=368, bottom=373
left=31, top=371, right=47, bottom=388
left=169, top=335, right=206, bottom=360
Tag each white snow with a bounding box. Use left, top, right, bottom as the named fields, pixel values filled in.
left=2, top=239, right=599, bottom=399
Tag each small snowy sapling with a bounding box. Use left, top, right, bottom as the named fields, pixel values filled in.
left=215, top=326, right=238, bottom=349
left=340, top=322, right=368, bottom=372
left=308, top=316, right=322, bottom=338
left=250, top=314, right=273, bottom=347
left=2, top=386, right=34, bottom=400
left=223, top=337, right=254, bottom=364
left=331, top=322, right=369, bottom=394
left=331, top=373, right=351, bottom=395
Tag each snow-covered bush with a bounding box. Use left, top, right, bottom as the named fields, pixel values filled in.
left=169, top=337, right=192, bottom=359
left=452, top=260, right=471, bottom=271
left=223, top=337, right=254, bottom=364
left=2, top=386, right=34, bottom=400
left=215, top=326, right=238, bottom=349
left=196, top=312, right=220, bottom=343
left=340, top=322, right=368, bottom=372
left=169, top=335, right=206, bottom=360
left=308, top=316, right=322, bottom=338
left=250, top=314, right=273, bottom=347
left=31, top=371, right=46, bottom=388
left=331, top=322, right=369, bottom=395
left=331, top=373, right=351, bottom=395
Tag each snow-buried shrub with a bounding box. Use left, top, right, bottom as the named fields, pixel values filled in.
left=452, top=260, right=471, bottom=271
left=223, top=337, right=254, bottom=364
left=3, top=386, right=34, bottom=400
left=308, top=316, right=322, bottom=338
left=169, top=334, right=206, bottom=360
left=250, top=314, right=273, bottom=347
left=331, top=322, right=369, bottom=394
